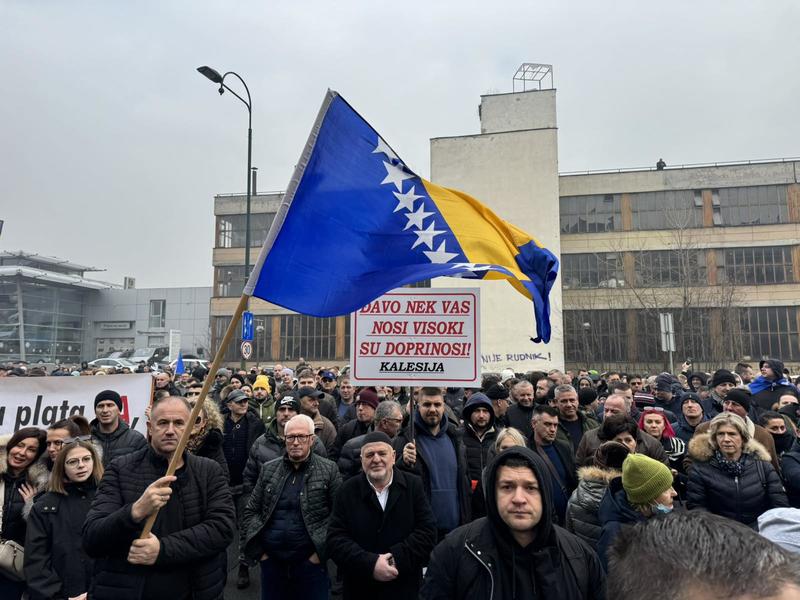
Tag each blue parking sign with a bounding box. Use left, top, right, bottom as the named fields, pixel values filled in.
left=241, top=311, right=254, bottom=341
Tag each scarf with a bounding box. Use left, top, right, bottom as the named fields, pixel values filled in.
left=749, top=375, right=793, bottom=396
left=714, top=450, right=745, bottom=477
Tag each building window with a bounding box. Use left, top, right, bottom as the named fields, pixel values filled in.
left=634, top=250, right=707, bottom=287
left=562, top=253, right=624, bottom=289
left=215, top=266, right=247, bottom=297
left=719, top=246, right=794, bottom=285
left=149, top=300, right=166, bottom=328
left=280, top=315, right=347, bottom=362
left=740, top=306, right=799, bottom=361
left=630, top=190, right=703, bottom=230
left=635, top=309, right=712, bottom=363
left=564, top=310, right=628, bottom=364
left=713, top=185, right=788, bottom=227
left=215, top=213, right=277, bottom=248
left=560, top=194, right=621, bottom=234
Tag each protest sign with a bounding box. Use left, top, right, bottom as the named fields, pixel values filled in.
left=350, top=288, right=480, bottom=386
left=0, top=374, right=152, bottom=435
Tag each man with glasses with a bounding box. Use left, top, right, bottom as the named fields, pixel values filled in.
left=84, top=395, right=235, bottom=599
left=90, top=389, right=147, bottom=468
left=242, top=414, right=341, bottom=600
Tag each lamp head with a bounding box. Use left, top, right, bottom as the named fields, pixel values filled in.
left=218, top=86, right=224, bottom=95
left=197, top=65, right=223, bottom=84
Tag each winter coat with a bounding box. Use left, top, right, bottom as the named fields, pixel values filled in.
left=781, top=440, right=800, bottom=508
left=565, top=466, right=621, bottom=550
left=24, top=481, right=97, bottom=600
left=392, top=420, right=472, bottom=529
left=576, top=427, right=668, bottom=467
left=83, top=447, right=235, bottom=600
left=420, top=447, right=606, bottom=600
left=596, top=477, right=647, bottom=570
left=461, top=394, right=499, bottom=482
left=505, top=403, right=535, bottom=439
left=686, top=432, right=788, bottom=528
left=0, top=436, right=49, bottom=546
left=90, top=419, right=147, bottom=468
left=330, top=417, right=372, bottom=462
left=242, top=423, right=327, bottom=493
left=688, top=419, right=781, bottom=473
left=752, top=382, right=797, bottom=412
left=556, top=412, right=600, bottom=450
left=671, top=413, right=709, bottom=444
left=327, top=469, right=437, bottom=600
left=241, top=452, right=341, bottom=562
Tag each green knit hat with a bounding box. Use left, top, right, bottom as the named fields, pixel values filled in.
left=622, top=454, right=673, bottom=505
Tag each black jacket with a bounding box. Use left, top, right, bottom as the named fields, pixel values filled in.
left=337, top=431, right=373, bottom=480
left=781, top=440, right=800, bottom=508
left=90, top=419, right=148, bottom=468
left=83, top=447, right=235, bottom=600
left=24, top=482, right=97, bottom=600
left=686, top=433, right=788, bottom=528
left=392, top=419, right=472, bottom=529
left=223, top=409, right=266, bottom=489
left=420, top=447, right=605, bottom=599
left=565, top=466, right=620, bottom=550
left=190, top=428, right=229, bottom=483
left=327, top=469, right=437, bottom=600
left=505, top=403, right=535, bottom=439
left=596, top=477, right=647, bottom=569
left=331, top=417, right=372, bottom=462
left=0, top=439, right=49, bottom=546
left=241, top=452, right=342, bottom=562
left=241, top=422, right=327, bottom=493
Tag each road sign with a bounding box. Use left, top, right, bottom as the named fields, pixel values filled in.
left=241, top=341, right=253, bottom=360
left=241, top=311, right=254, bottom=341
left=659, top=313, right=675, bottom=352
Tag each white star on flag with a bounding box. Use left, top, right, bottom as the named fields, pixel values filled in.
left=424, top=241, right=459, bottom=263
left=373, top=137, right=400, bottom=164
left=381, top=161, right=414, bottom=192
left=404, top=204, right=432, bottom=230
left=411, top=221, right=443, bottom=250
left=450, top=263, right=492, bottom=272
left=393, top=186, right=422, bottom=213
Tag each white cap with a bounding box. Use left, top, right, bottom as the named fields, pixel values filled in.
left=500, top=368, right=515, bottom=383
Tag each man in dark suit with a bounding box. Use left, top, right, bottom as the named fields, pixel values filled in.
left=327, top=431, right=437, bottom=600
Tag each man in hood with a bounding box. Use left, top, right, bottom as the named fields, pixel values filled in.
left=460, top=393, right=499, bottom=518
left=420, top=447, right=605, bottom=599
left=752, top=358, right=797, bottom=412
left=652, top=373, right=682, bottom=421
left=671, top=392, right=710, bottom=443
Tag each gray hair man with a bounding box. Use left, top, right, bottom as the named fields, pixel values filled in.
left=338, top=400, right=404, bottom=479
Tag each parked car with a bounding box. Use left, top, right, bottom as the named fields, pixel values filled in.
left=127, top=346, right=169, bottom=366
left=88, top=358, right=140, bottom=371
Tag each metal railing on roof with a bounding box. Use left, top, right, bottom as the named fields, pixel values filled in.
left=215, top=191, right=284, bottom=198
left=559, top=156, right=800, bottom=176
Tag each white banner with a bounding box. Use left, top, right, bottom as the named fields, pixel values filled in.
left=350, top=288, right=481, bottom=387
left=0, top=374, right=153, bottom=435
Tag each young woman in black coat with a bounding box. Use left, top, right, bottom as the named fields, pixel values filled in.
left=24, top=438, right=104, bottom=600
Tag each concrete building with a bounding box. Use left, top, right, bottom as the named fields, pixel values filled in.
left=0, top=250, right=211, bottom=364
left=560, top=160, right=800, bottom=373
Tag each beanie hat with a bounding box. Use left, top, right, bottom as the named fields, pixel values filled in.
left=578, top=387, right=598, bottom=407
left=711, top=369, right=736, bottom=388
left=758, top=508, right=800, bottom=555
left=655, top=373, right=675, bottom=393
left=682, top=391, right=703, bottom=406
left=725, top=388, right=751, bottom=412
left=94, top=390, right=122, bottom=411
left=622, top=454, right=674, bottom=505
left=361, top=431, right=393, bottom=447
left=253, top=375, right=271, bottom=392
left=485, top=383, right=509, bottom=400
left=355, top=388, right=379, bottom=409
left=594, top=441, right=630, bottom=471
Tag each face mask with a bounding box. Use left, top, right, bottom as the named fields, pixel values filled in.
left=652, top=503, right=673, bottom=514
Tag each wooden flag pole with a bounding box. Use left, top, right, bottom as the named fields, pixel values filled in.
left=140, top=293, right=250, bottom=538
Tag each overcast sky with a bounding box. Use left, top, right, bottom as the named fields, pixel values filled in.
left=2, top=1, right=798, bottom=288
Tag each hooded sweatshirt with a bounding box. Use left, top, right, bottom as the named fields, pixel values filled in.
left=414, top=410, right=459, bottom=532
left=751, top=359, right=796, bottom=411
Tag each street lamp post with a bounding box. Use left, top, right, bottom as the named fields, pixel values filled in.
left=197, top=65, right=253, bottom=287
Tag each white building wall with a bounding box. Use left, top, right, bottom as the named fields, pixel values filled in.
left=430, top=89, right=564, bottom=374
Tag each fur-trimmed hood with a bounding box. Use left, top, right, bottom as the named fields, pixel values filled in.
left=577, top=465, right=622, bottom=484
left=688, top=432, right=771, bottom=463
left=0, top=433, right=50, bottom=518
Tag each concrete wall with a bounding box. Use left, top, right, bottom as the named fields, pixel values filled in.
left=83, top=287, right=211, bottom=360
left=430, top=89, right=565, bottom=374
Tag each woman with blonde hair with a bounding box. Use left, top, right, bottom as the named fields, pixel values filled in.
left=493, top=427, right=527, bottom=453
left=24, top=438, right=104, bottom=600
left=187, top=397, right=229, bottom=481
left=687, top=412, right=787, bottom=528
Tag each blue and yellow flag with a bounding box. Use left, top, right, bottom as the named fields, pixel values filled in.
left=244, top=91, right=559, bottom=342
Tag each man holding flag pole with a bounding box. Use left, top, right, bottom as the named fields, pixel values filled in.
left=99, top=88, right=557, bottom=598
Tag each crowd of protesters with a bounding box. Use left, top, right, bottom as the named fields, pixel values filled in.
left=1, top=358, right=800, bottom=599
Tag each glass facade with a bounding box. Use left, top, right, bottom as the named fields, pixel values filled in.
left=714, top=185, right=788, bottom=227
left=719, top=246, right=794, bottom=285
left=634, top=250, right=707, bottom=287
left=630, top=190, right=704, bottom=230
left=562, top=253, right=625, bottom=289
left=216, top=213, right=277, bottom=248
left=215, top=266, right=247, bottom=297
left=0, top=278, right=85, bottom=363
left=560, top=194, right=621, bottom=234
